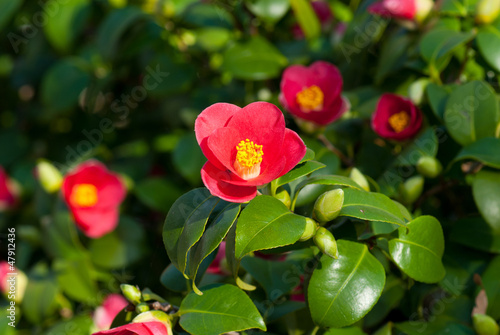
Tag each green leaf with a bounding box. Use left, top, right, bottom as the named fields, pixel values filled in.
left=324, top=327, right=366, bottom=335
left=444, top=80, right=500, bottom=146
left=472, top=170, right=500, bottom=232
left=388, top=216, right=445, bottom=283
left=44, top=315, right=93, bottom=335
left=426, top=83, right=452, bottom=120
left=44, top=0, right=89, bottom=52
left=188, top=203, right=240, bottom=292
left=300, top=148, right=316, bottom=163
left=340, top=188, right=408, bottom=227
left=392, top=128, right=439, bottom=167
left=290, top=0, right=321, bottom=40
left=135, top=177, right=183, bottom=212
left=375, top=29, right=412, bottom=83
left=179, top=284, right=266, bottom=335
left=272, top=160, right=325, bottom=194
left=221, top=36, right=288, bottom=80
left=454, top=137, right=500, bottom=169
left=89, top=217, right=146, bottom=269
left=364, top=275, right=405, bottom=328
left=451, top=217, right=500, bottom=253
left=308, top=240, right=385, bottom=328
left=22, top=264, right=59, bottom=325
left=160, top=252, right=216, bottom=292
left=173, top=133, right=205, bottom=185
left=245, top=0, right=290, bottom=23
left=440, top=0, right=478, bottom=16
left=41, top=211, right=86, bottom=260
left=0, top=0, right=22, bottom=32
left=97, top=7, right=146, bottom=60
left=477, top=22, right=500, bottom=72
left=235, top=195, right=307, bottom=259
left=163, top=188, right=220, bottom=276
left=53, top=255, right=98, bottom=304
left=482, top=255, right=500, bottom=319
left=296, top=175, right=365, bottom=193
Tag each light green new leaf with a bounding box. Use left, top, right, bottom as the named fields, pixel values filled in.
left=454, top=137, right=500, bottom=169
left=472, top=170, right=500, bottom=232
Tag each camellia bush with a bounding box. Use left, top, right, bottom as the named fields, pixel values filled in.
left=1, top=0, right=500, bottom=335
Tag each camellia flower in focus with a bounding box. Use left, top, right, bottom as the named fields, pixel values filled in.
left=371, top=93, right=423, bottom=141
left=195, top=102, right=307, bottom=203
left=279, top=61, right=348, bottom=127
left=368, top=0, right=433, bottom=23
left=292, top=0, right=334, bottom=39
left=93, top=294, right=129, bottom=331
left=0, top=167, right=19, bottom=211
left=62, top=160, right=126, bottom=238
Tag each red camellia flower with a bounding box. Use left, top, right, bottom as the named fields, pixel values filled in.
left=195, top=102, right=307, bottom=203
left=279, top=61, right=348, bottom=126
left=0, top=167, right=18, bottom=211
left=371, top=93, right=423, bottom=141
left=92, top=321, right=170, bottom=335
left=93, top=294, right=129, bottom=331
left=368, top=0, right=433, bottom=22
left=62, top=161, right=126, bottom=238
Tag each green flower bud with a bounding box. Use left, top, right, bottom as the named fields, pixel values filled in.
left=416, top=156, right=442, bottom=178
left=476, top=0, right=500, bottom=24
left=313, top=227, right=339, bottom=259
left=133, top=311, right=172, bottom=333
left=415, top=0, right=434, bottom=23
left=313, top=189, right=344, bottom=223
left=350, top=168, right=370, bottom=191
left=473, top=314, right=500, bottom=335
left=299, top=218, right=318, bottom=241
left=275, top=189, right=291, bottom=208
left=120, top=284, right=142, bottom=304
left=135, top=302, right=150, bottom=314
left=36, top=159, right=63, bottom=193
left=401, top=175, right=424, bottom=205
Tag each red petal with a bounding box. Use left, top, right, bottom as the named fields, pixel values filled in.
left=195, top=103, right=241, bottom=170
left=92, top=321, right=168, bottom=335
left=279, top=129, right=308, bottom=177
left=72, top=207, right=120, bottom=238
left=201, top=162, right=257, bottom=203
left=368, top=0, right=416, bottom=20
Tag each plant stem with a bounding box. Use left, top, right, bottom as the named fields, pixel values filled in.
left=311, top=325, right=321, bottom=335
left=317, top=134, right=353, bottom=167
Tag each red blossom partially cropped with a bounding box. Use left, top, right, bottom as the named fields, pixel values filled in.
left=371, top=93, right=423, bottom=141
left=93, top=294, right=129, bottom=331
left=368, top=0, right=416, bottom=20
left=62, top=160, right=126, bottom=238
left=92, top=321, right=170, bottom=335
left=206, top=241, right=230, bottom=276
left=195, top=102, right=307, bottom=203
left=280, top=61, right=348, bottom=126
left=0, top=167, right=18, bottom=211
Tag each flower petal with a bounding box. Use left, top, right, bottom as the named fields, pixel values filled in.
left=72, top=207, right=120, bottom=238
left=201, top=162, right=257, bottom=203
left=279, top=129, right=308, bottom=176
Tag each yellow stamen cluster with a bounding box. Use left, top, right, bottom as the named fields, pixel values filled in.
left=235, top=139, right=263, bottom=167
left=70, top=183, right=98, bottom=207
left=388, top=111, right=410, bottom=133
left=296, top=85, right=324, bottom=112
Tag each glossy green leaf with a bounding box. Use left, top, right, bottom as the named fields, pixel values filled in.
left=472, top=170, right=500, bottom=232
left=296, top=175, right=365, bottom=194
left=454, top=137, right=500, bottom=169
left=135, top=177, right=183, bottom=212
left=426, top=83, right=452, bottom=120
left=245, top=0, right=290, bottom=23
left=477, top=22, right=500, bottom=72
left=388, top=216, right=445, bottom=283
left=272, top=160, right=325, bottom=193
left=235, top=195, right=307, bottom=259
left=290, top=0, right=321, bottom=40
left=482, top=255, right=500, bottom=319
left=340, top=188, right=408, bottom=227
left=444, top=81, right=500, bottom=146
left=179, top=284, right=266, bottom=335
left=221, top=36, right=287, bottom=80
left=308, top=240, right=385, bottom=328
left=324, top=327, right=366, bottom=335
left=392, top=128, right=438, bottom=167
left=451, top=217, right=500, bottom=253
left=160, top=252, right=216, bottom=293
left=163, top=188, right=220, bottom=276
left=0, top=0, right=22, bottom=32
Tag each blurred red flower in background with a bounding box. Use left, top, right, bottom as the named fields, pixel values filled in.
left=93, top=294, right=129, bottom=331
left=0, top=167, right=18, bottom=211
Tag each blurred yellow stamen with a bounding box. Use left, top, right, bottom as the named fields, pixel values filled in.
left=234, top=139, right=263, bottom=180
left=70, top=184, right=98, bottom=207
left=296, top=85, right=324, bottom=112
left=388, top=111, right=410, bottom=133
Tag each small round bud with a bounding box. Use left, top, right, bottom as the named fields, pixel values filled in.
left=350, top=168, right=370, bottom=191
left=36, top=159, right=63, bottom=193
left=120, top=284, right=142, bottom=305
left=473, top=313, right=500, bottom=335
left=135, top=302, right=150, bottom=314
left=313, top=189, right=344, bottom=223
left=299, top=218, right=318, bottom=241
left=401, top=175, right=424, bottom=205
left=415, top=0, right=434, bottom=23
left=275, top=189, right=291, bottom=208
left=476, top=0, right=500, bottom=24
left=416, top=156, right=442, bottom=178
left=313, top=227, right=339, bottom=259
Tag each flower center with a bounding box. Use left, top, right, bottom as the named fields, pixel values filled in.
left=296, top=85, right=324, bottom=112
left=234, top=139, right=264, bottom=180
left=70, top=184, right=98, bottom=207
left=388, top=111, right=410, bottom=133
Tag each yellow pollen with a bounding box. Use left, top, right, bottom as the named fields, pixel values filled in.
left=234, top=139, right=263, bottom=180
left=388, top=111, right=410, bottom=133
left=296, top=85, right=324, bottom=112
left=70, top=184, right=98, bottom=207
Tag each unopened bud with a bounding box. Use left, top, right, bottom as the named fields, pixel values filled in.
left=313, top=189, right=344, bottom=223
left=136, top=302, right=150, bottom=314
left=313, top=227, right=339, bottom=259
left=416, top=156, right=442, bottom=178
left=300, top=218, right=318, bottom=241
left=350, top=168, right=370, bottom=191
left=120, top=284, right=142, bottom=304
left=133, top=311, right=172, bottom=333
left=401, top=175, right=424, bottom=205
left=476, top=0, right=500, bottom=24
left=415, top=0, right=434, bottom=23
left=473, top=314, right=500, bottom=335
left=36, top=160, right=63, bottom=193
left=275, top=189, right=291, bottom=208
